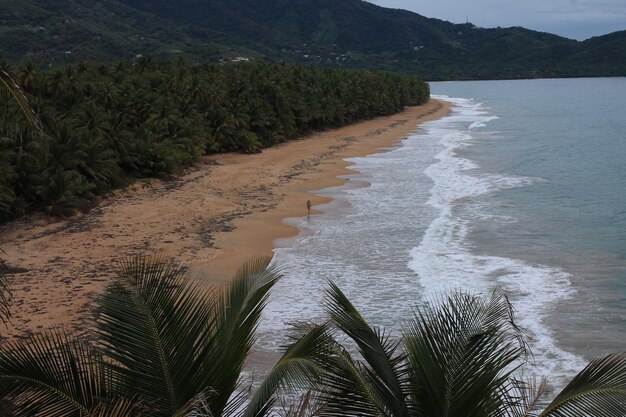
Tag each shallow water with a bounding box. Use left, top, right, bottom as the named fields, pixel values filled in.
left=255, top=78, right=626, bottom=392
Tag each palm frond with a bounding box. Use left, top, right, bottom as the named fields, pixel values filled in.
left=95, top=255, right=281, bottom=417
left=244, top=323, right=332, bottom=417
left=88, top=397, right=145, bottom=417
left=403, top=290, right=527, bottom=417
left=314, top=344, right=389, bottom=417
left=281, top=391, right=325, bottom=417
left=95, top=255, right=216, bottom=415
left=507, top=377, right=548, bottom=417
left=202, top=256, right=281, bottom=415
left=172, top=390, right=216, bottom=417
left=0, top=330, right=108, bottom=417
left=323, top=282, right=409, bottom=417
left=0, top=68, right=43, bottom=136
left=0, top=248, right=11, bottom=324
left=539, top=352, right=626, bottom=417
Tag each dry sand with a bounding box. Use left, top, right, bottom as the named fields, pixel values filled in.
left=0, top=99, right=449, bottom=340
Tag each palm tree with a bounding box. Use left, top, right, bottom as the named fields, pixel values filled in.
left=0, top=256, right=317, bottom=416
left=290, top=284, right=626, bottom=417
left=16, top=61, right=38, bottom=94
left=0, top=65, right=43, bottom=136
left=95, top=256, right=283, bottom=416
left=0, top=66, right=34, bottom=323
left=0, top=249, right=10, bottom=324
left=0, top=330, right=142, bottom=416
left=76, top=134, right=121, bottom=192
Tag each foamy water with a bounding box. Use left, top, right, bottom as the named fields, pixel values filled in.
left=255, top=86, right=626, bottom=392
left=408, top=97, right=586, bottom=387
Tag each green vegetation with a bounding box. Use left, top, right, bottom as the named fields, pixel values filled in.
left=0, top=249, right=8, bottom=325
left=0, top=257, right=303, bottom=416
left=295, top=284, right=626, bottom=416
left=2, top=0, right=625, bottom=79
left=0, top=256, right=624, bottom=416
left=0, top=60, right=429, bottom=223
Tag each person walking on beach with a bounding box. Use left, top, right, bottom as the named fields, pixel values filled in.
left=306, top=200, right=312, bottom=217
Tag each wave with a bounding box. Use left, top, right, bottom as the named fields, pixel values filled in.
left=256, top=95, right=587, bottom=393
left=410, top=96, right=586, bottom=390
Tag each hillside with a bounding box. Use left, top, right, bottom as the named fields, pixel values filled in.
left=1, top=0, right=625, bottom=79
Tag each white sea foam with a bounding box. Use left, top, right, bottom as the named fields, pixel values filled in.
left=469, top=115, right=498, bottom=130
left=256, top=95, right=586, bottom=394
left=409, top=96, right=587, bottom=389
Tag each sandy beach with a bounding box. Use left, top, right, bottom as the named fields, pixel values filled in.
left=0, top=99, right=449, bottom=340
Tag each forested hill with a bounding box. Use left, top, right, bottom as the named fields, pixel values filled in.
left=2, top=0, right=625, bottom=79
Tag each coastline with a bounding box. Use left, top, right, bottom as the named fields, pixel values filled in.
left=0, top=99, right=450, bottom=340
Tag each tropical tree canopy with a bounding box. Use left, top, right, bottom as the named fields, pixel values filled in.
left=0, top=66, right=43, bottom=135
left=0, top=60, right=430, bottom=223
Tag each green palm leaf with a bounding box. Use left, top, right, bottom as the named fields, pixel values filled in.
left=244, top=323, right=333, bottom=417
left=321, top=282, right=410, bottom=417
left=87, top=397, right=145, bottom=417
left=0, top=249, right=10, bottom=324
left=95, top=256, right=205, bottom=414
left=403, top=290, right=527, bottom=417
left=94, top=255, right=281, bottom=417
left=293, top=287, right=531, bottom=417
left=203, top=256, right=282, bottom=415
left=0, top=67, right=43, bottom=136
left=315, top=343, right=392, bottom=417
left=282, top=391, right=324, bottom=417
left=507, top=377, right=548, bottom=417
left=538, top=352, right=626, bottom=417
left=0, top=330, right=109, bottom=417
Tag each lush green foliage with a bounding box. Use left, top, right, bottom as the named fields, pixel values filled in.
left=0, top=60, right=429, bottom=223
left=0, top=330, right=132, bottom=416
left=0, top=256, right=314, bottom=416
left=0, top=249, right=9, bottom=325
left=0, top=257, right=625, bottom=416
left=94, top=256, right=285, bottom=416
left=2, top=0, right=625, bottom=80
left=287, top=284, right=626, bottom=417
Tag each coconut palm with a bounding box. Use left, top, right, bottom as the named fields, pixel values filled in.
left=0, top=249, right=10, bottom=324
left=77, top=135, right=121, bottom=192
left=16, top=61, right=38, bottom=94
left=290, top=283, right=626, bottom=417
left=0, top=330, right=142, bottom=416
left=0, top=65, right=43, bottom=136
left=0, top=256, right=320, bottom=416
left=0, top=67, right=26, bottom=323
left=94, top=256, right=284, bottom=416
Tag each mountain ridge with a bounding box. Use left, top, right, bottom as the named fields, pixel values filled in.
left=1, top=0, right=625, bottom=79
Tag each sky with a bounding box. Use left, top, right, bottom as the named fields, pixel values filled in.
left=366, top=0, right=626, bottom=40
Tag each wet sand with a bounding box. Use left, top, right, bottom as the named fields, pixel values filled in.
left=0, top=99, right=450, bottom=340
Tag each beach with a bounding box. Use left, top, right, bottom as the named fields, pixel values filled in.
left=0, top=99, right=449, bottom=340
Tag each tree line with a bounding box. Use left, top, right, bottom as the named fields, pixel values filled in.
left=0, top=256, right=624, bottom=416
left=0, top=58, right=430, bottom=223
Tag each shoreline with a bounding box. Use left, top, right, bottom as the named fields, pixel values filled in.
left=0, top=99, right=450, bottom=340
left=194, top=99, right=450, bottom=281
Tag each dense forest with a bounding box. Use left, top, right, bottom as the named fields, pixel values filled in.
left=0, top=59, right=429, bottom=223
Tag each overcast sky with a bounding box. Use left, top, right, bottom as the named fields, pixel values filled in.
left=366, top=0, right=626, bottom=40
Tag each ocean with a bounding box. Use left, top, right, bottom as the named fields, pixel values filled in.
left=256, top=77, right=626, bottom=393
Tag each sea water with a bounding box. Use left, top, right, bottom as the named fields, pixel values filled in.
left=256, top=78, right=626, bottom=392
